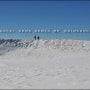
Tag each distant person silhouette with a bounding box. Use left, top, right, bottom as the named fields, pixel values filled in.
left=34, top=36, right=36, bottom=40
left=37, top=36, right=40, bottom=40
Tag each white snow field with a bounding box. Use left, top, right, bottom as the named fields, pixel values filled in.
left=0, top=39, right=90, bottom=89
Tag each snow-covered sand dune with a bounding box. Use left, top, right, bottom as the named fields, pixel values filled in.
left=0, top=39, right=90, bottom=89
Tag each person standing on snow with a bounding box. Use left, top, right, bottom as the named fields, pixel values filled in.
left=34, top=35, right=36, bottom=40
left=37, top=36, right=40, bottom=40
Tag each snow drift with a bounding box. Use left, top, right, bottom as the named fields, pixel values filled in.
left=0, top=39, right=90, bottom=51
left=0, top=39, right=90, bottom=89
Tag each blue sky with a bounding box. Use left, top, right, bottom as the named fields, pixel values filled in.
left=0, top=1, right=90, bottom=40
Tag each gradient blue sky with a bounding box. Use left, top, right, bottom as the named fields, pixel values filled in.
left=0, top=1, right=90, bottom=40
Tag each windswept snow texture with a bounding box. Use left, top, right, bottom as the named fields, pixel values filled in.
left=0, top=39, right=90, bottom=89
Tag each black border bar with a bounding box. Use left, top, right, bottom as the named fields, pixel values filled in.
left=0, top=0, right=90, bottom=1
left=0, top=89, right=90, bottom=90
